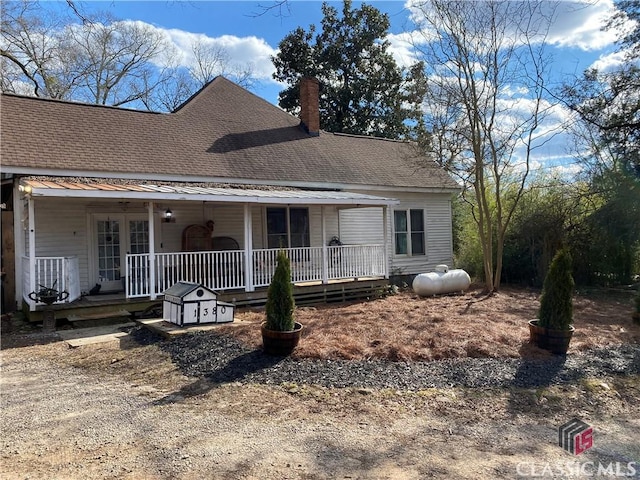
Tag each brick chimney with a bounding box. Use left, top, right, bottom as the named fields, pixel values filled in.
left=299, top=77, right=320, bottom=136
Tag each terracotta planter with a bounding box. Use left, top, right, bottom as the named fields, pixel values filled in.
left=528, top=319, right=574, bottom=355
left=261, top=322, right=303, bottom=356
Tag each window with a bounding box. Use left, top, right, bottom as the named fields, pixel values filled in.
left=129, top=220, right=149, bottom=254
left=394, top=209, right=425, bottom=255
left=267, top=207, right=310, bottom=248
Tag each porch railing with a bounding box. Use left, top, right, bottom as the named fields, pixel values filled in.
left=125, top=244, right=386, bottom=298
left=252, top=247, right=324, bottom=287
left=22, top=256, right=81, bottom=308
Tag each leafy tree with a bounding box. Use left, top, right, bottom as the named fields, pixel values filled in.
left=410, top=0, right=558, bottom=292
left=560, top=0, right=640, bottom=284
left=272, top=0, right=427, bottom=139
left=501, top=178, right=579, bottom=286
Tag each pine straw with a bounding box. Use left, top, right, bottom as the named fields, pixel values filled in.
left=220, top=287, right=640, bottom=362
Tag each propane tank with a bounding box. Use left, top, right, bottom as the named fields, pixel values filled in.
left=412, top=266, right=471, bottom=296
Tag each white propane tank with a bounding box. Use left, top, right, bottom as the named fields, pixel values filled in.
left=412, top=266, right=471, bottom=296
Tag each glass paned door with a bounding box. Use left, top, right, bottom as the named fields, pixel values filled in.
left=129, top=220, right=150, bottom=254
left=95, top=216, right=150, bottom=293
left=97, top=219, right=122, bottom=292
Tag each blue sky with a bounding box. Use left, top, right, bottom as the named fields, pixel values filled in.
left=63, top=0, right=623, bottom=106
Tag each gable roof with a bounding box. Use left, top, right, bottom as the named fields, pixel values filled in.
left=0, top=77, right=457, bottom=191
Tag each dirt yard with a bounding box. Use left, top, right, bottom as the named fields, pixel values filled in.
left=1, top=288, right=639, bottom=479
left=226, top=287, right=640, bottom=361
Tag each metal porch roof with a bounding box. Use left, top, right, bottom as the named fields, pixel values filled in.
left=20, top=179, right=399, bottom=206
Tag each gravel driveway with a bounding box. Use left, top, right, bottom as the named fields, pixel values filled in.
left=2, top=332, right=639, bottom=479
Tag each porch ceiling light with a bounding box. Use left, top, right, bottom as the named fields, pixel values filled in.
left=164, top=208, right=173, bottom=222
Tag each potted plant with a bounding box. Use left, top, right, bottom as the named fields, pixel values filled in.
left=261, top=250, right=303, bottom=355
left=528, top=248, right=575, bottom=354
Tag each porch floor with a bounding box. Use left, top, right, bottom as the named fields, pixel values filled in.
left=27, top=277, right=389, bottom=324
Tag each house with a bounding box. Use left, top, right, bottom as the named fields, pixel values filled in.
left=0, top=76, right=458, bottom=318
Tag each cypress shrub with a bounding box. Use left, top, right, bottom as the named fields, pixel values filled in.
left=538, top=249, right=574, bottom=330
left=265, top=250, right=296, bottom=331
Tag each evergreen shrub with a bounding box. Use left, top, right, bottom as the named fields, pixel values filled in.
left=265, top=250, right=296, bottom=331
left=538, top=249, right=574, bottom=330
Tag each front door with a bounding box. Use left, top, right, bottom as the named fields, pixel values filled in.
left=94, top=215, right=149, bottom=292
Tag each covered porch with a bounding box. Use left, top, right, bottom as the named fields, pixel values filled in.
left=17, top=179, right=397, bottom=311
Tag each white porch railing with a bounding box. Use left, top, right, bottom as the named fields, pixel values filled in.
left=22, top=256, right=81, bottom=308
left=252, top=247, right=324, bottom=287
left=327, top=245, right=386, bottom=279
left=124, top=244, right=386, bottom=298
left=156, top=250, right=245, bottom=293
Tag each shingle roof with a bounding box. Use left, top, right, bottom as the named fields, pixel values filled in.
left=0, top=77, right=457, bottom=191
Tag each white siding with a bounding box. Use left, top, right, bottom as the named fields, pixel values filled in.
left=339, top=207, right=384, bottom=245
left=341, top=190, right=454, bottom=276
left=33, top=198, right=90, bottom=290
left=210, top=204, right=246, bottom=248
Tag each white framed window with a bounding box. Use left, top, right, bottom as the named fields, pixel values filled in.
left=394, top=209, right=425, bottom=256
left=266, top=207, right=310, bottom=248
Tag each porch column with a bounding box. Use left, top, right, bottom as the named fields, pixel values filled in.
left=28, top=195, right=36, bottom=308
left=243, top=203, right=254, bottom=292
left=13, top=184, right=25, bottom=307
left=383, top=205, right=389, bottom=279
left=321, top=206, right=328, bottom=284
left=147, top=202, right=157, bottom=300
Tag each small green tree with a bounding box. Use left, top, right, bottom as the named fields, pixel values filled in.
left=539, top=249, right=575, bottom=330
left=633, top=288, right=640, bottom=324
left=265, top=250, right=295, bottom=331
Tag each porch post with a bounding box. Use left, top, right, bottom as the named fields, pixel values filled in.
left=147, top=202, right=157, bottom=300
left=383, top=205, right=389, bottom=279
left=27, top=195, right=36, bottom=309
left=13, top=184, right=25, bottom=308
left=243, top=203, right=254, bottom=292
left=321, top=206, right=328, bottom=284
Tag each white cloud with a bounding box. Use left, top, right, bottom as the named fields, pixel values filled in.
left=590, top=50, right=629, bottom=72
left=116, top=20, right=279, bottom=82
left=547, top=0, right=619, bottom=51
left=403, top=0, right=623, bottom=52
left=386, top=32, right=419, bottom=68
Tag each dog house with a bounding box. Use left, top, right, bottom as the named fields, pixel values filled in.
left=163, top=281, right=234, bottom=326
